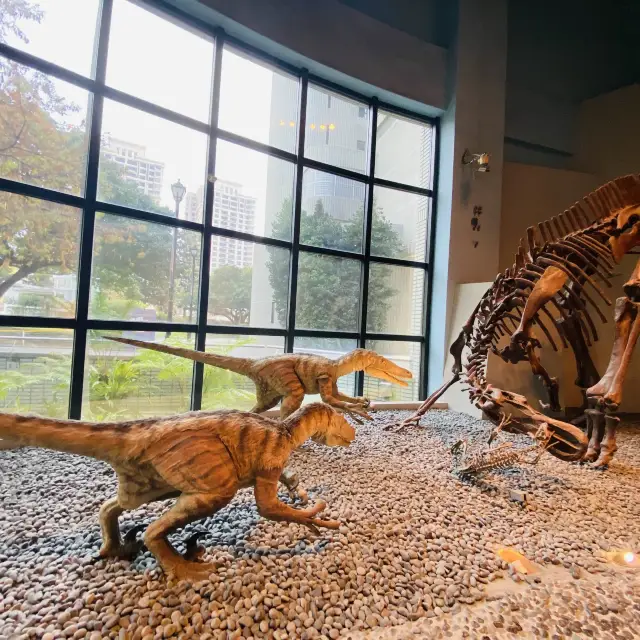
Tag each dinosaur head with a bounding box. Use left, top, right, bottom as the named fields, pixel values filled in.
left=338, top=349, right=412, bottom=387
left=609, top=204, right=640, bottom=262
left=309, top=404, right=356, bottom=447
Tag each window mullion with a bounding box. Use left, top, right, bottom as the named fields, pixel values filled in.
left=191, top=29, right=224, bottom=411
left=356, top=98, right=378, bottom=397
left=285, top=70, right=309, bottom=354
left=68, top=0, right=114, bottom=420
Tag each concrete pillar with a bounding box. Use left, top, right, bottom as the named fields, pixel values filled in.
left=428, top=0, right=507, bottom=401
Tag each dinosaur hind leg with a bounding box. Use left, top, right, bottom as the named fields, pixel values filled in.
left=279, top=386, right=305, bottom=418
left=249, top=392, right=282, bottom=414
left=97, top=497, right=147, bottom=560
left=144, top=492, right=234, bottom=583
left=98, top=496, right=125, bottom=558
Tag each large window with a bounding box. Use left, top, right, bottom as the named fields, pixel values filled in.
left=0, top=0, right=437, bottom=420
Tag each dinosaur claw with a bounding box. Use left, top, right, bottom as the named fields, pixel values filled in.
left=123, top=524, right=146, bottom=544
left=184, top=531, right=207, bottom=562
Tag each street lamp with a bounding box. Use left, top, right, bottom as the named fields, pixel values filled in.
left=166, top=178, right=186, bottom=337
left=189, top=245, right=199, bottom=323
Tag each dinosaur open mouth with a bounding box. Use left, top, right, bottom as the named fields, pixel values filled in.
left=366, top=367, right=411, bottom=387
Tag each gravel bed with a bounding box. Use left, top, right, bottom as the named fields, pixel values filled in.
left=0, top=409, right=638, bottom=639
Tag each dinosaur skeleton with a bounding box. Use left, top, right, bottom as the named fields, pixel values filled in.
left=451, top=417, right=551, bottom=479
left=394, top=174, right=640, bottom=468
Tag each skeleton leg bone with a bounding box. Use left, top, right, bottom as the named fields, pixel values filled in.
left=583, top=398, right=605, bottom=463
left=388, top=373, right=460, bottom=431
left=585, top=296, right=640, bottom=466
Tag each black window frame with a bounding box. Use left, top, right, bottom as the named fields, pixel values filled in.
left=0, top=0, right=439, bottom=419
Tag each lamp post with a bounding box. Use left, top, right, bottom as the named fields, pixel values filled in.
left=166, top=178, right=186, bottom=337
left=189, top=245, right=198, bottom=323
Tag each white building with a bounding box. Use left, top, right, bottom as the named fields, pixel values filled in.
left=183, top=186, right=204, bottom=223
left=101, top=135, right=165, bottom=203
left=209, top=180, right=257, bottom=269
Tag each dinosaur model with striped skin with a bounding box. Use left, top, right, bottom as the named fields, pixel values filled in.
left=0, top=403, right=354, bottom=583
left=394, top=174, right=640, bottom=469
left=104, top=338, right=411, bottom=500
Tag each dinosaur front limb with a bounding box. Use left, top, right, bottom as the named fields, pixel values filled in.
left=511, top=266, right=568, bottom=345
left=332, top=390, right=371, bottom=408
left=279, top=468, right=309, bottom=504
left=254, top=473, right=340, bottom=535
left=143, top=493, right=233, bottom=583
left=317, top=377, right=372, bottom=419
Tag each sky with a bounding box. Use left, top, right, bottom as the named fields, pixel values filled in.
left=2, top=0, right=290, bottom=234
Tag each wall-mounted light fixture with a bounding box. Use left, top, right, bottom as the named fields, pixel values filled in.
left=462, top=149, right=491, bottom=173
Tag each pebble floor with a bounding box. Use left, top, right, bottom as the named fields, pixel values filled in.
left=0, top=409, right=638, bottom=639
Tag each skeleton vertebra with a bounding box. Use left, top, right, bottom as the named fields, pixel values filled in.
left=0, top=403, right=354, bottom=583
left=395, top=174, right=640, bottom=468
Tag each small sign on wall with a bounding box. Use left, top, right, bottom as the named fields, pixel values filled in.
left=471, top=205, right=482, bottom=248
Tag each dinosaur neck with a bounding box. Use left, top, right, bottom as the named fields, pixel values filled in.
left=285, top=405, right=328, bottom=449
left=334, top=352, right=364, bottom=377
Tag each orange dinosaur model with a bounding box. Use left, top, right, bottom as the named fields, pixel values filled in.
left=0, top=403, right=354, bottom=582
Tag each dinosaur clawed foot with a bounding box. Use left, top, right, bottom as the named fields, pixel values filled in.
left=165, top=559, right=220, bottom=584
left=298, top=499, right=341, bottom=536
left=95, top=524, right=147, bottom=562
left=183, top=531, right=207, bottom=562
left=581, top=448, right=600, bottom=464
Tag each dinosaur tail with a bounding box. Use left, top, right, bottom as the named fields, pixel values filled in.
left=0, top=412, right=131, bottom=462
left=105, top=336, right=253, bottom=375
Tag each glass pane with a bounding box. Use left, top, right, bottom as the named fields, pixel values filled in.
left=295, top=252, right=361, bottom=332
left=90, top=213, right=201, bottom=323
left=201, top=334, right=285, bottom=411
left=0, top=59, right=90, bottom=195
left=364, top=340, right=420, bottom=402
left=371, top=187, right=429, bottom=262
left=83, top=330, right=195, bottom=420
left=0, top=0, right=101, bottom=77
left=209, top=239, right=288, bottom=329
left=375, top=111, right=433, bottom=189
left=300, top=168, right=365, bottom=252
left=98, top=100, right=208, bottom=221
left=305, top=85, right=369, bottom=174
left=294, top=336, right=357, bottom=402
left=215, top=140, right=294, bottom=241
left=367, top=264, right=424, bottom=335
left=219, top=46, right=299, bottom=154
left=0, top=327, right=72, bottom=418
left=107, top=0, right=213, bottom=122
left=0, top=195, right=81, bottom=319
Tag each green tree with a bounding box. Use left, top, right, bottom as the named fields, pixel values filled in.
left=208, top=265, right=252, bottom=325
left=268, top=197, right=405, bottom=336
left=1, top=0, right=186, bottom=314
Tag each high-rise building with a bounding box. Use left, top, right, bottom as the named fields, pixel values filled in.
left=101, top=135, right=165, bottom=203
left=209, top=180, right=257, bottom=269
left=183, top=186, right=204, bottom=223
